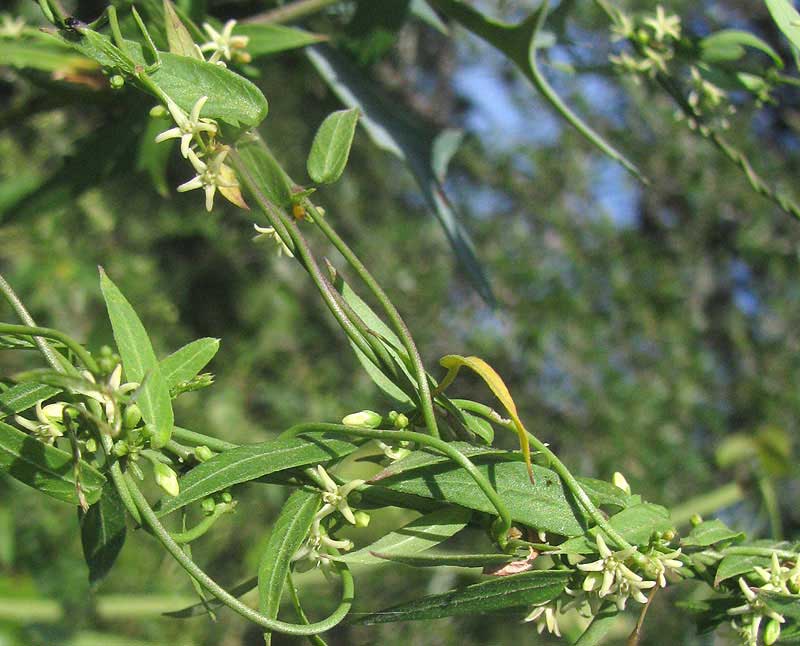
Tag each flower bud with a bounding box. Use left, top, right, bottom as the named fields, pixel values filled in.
left=353, top=511, right=371, bottom=528
left=195, top=445, right=214, bottom=462
left=764, top=618, right=782, bottom=645
left=690, top=514, right=703, bottom=527
left=153, top=462, right=180, bottom=497
left=612, top=471, right=631, bottom=495
left=201, top=497, right=216, bottom=514
left=221, top=491, right=233, bottom=504
left=390, top=412, right=409, bottom=429
left=84, top=438, right=97, bottom=453
left=109, top=74, right=125, bottom=90
left=112, top=440, right=129, bottom=457
left=149, top=104, right=169, bottom=119
left=123, top=404, right=142, bottom=430
left=342, top=410, right=382, bottom=428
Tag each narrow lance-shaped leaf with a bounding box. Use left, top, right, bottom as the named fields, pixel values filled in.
left=699, top=30, right=783, bottom=67
left=340, top=507, right=470, bottom=565
left=258, top=490, right=320, bottom=645
left=99, top=269, right=174, bottom=448
left=765, top=0, right=800, bottom=51
left=160, top=337, right=220, bottom=390
left=307, top=108, right=360, bottom=184
left=0, top=420, right=105, bottom=506
left=156, top=435, right=359, bottom=516
left=163, top=0, right=203, bottom=59
left=79, top=481, right=127, bottom=584
left=235, top=23, right=327, bottom=58
left=0, top=383, right=60, bottom=420
left=354, top=570, right=571, bottom=624
left=437, top=355, right=533, bottom=481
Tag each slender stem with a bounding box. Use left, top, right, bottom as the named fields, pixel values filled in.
left=278, top=424, right=511, bottom=549
left=716, top=546, right=797, bottom=560
left=172, top=426, right=238, bottom=452
left=0, top=323, right=98, bottom=373
left=164, top=439, right=193, bottom=463
left=243, top=0, right=340, bottom=24
left=287, top=573, right=330, bottom=646
left=170, top=504, right=233, bottom=544
left=0, top=274, right=64, bottom=372
left=124, top=473, right=354, bottom=634
left=757, top=476, right=783, bottom=540
left=308, top=204, right=440, bottom=439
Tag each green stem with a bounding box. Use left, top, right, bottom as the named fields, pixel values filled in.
left=164, top=439, right=193, bottom=463
left=308, top=204, right=440, bottom=439
left=287, top=573, right=330, bottom=646
left=716, top=546, right=797, bottom=560
left=0, top=274, right=64, bottom=372
left=0, top=323, right=98, bottom=373
left=124, top=473, right=354, bottom=634
left=170, top=504, right=233, bottom=544
left=278, top=423, right=511, bottom=549
left=758, top=476, right=783, bottom=540
left=172, top=426, right=238, bottom=452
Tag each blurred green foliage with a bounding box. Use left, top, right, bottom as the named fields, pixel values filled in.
left=1, top=0, right=799, bottom=644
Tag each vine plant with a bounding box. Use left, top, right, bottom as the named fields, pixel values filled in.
left=1, top=1, right=799, bottom=645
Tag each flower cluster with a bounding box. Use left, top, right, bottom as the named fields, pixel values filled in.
left=199, top=20, right=251, bottom=66
left=678, top=66, right=736, bottom=134
left=609, top=5, right=682, bottom=80
left=15, top=401, right=69, bottom=444
left=293, top=466, right=366, bottom=573
left=728, top=577, right=786, bottom=646
left=0, top=13, right=25, bottom=38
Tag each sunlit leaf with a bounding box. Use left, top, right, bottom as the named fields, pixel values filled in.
left=307, top=108, right=360, bottom=184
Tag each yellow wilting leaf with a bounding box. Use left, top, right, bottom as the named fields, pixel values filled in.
left=436, top=355, right=534, bottom=483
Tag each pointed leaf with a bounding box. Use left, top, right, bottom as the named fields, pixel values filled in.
left=156, top=435, right=359, bottom=516
left=714, top=553, right=770, bottom=586
left=79, top=481, right=127, bottom=583
left=765, top=0, right=800, bottom=51
left=370, top=550, right=516, bottom=568
left=258, top=490, right=320, bottom=642
left=0, top=420, right=105, bottom=505
left=700, top=30, right=782, bottom=67
left=160, top=338, right=220, bottom=390
left=307, top=108, right=360, bottom=184
left=0, top=383, right=60, bottom=420
left=235, top=23, right=327, bottom=58
left=341, top=507, right=470, bottom=565
left=99, top=269, right=174, bottom=448
left=163, top=0, right=203, bottom=59
left=681, top=519, right=745, bottom=548
left=354, top=569, right=570, bottom=624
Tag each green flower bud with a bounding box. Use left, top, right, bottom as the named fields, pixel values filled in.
left=84, top=438, right=97, bottom=453
left=690, top=514, right=703, bottom=527
left=195, top=445, right=214, bottom=462
left=392, top=412, right=409, bottom=429
left=661, top=529, right=676, bottom=542
left=612, top=471, right=631, bottom=495
left=342, top=410, right=382, bottom=429
left=153, top=462, right=180, bottom=497
left=201, top=497, right=216, bottom=514
left=221, top=491, right=233, bottom=504
left=149, top=104, right=169, bottom=119
left=113, top=440, right=130, bottom=457
left=123, top=404, right=142, bottom=430
left=764, top=618, right=782, bottom=645
left=354, top=511, right=371, bottom=527
left=109, top=74, right=125, bottom=90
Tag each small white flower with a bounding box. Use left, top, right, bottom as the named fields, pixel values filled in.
left=0, top=13, right=26, bottom=38
left=728, top=577, right=786, bottom=646
left=15, top=401, right=68, bottom=444
left=524, top=599, right=561, bottom=636
left=754, top=553, right=794, bottom=595
left=153, top=462, right=180, bottom=497
left=643, top=5, right=681, bottom=42
left=253, top=224, right=293, bottom=257
left=577, top=535, right=655, bottom=607
left=314, top=465, right=364, bottom=525
left=612, top=471, right=631, bottom=495
left=644, top=548, right=683, bottom=588
left=200, top=20, right=250, bottom=64
left=376, top=440, right=411, bottom=462
left=155, top=96, right=218, bottom=158
left=77, top=365, right=139, bottom=433
left=610, top=12, right=635, bottom=42
left=178, top=147, right=239, bottom=212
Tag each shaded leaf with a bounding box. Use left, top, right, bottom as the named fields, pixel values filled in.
left=0, top=383, right=60, bottom=420
left=79, top=481, right=127, bottom=583
left=714, top=553, right=770, bottom=586
left=307, top=108, right=360, bottom=184
left=340, top=507, right=470, bottom=565
left=354, top=569, right=570, bottom=624
left=259, top=490, right=320, bottom=643
left=573, top=608, right=620, bottom=645
left=370, top=550, right=516, bottom=568
left=163, top=0, right=203, bottom=59
left=99, top=269, right=173, bottom=448
left=0, top=420, right=105, bottom=505
left=156, top=435, right=359, bottom=516
left=137, top=115, right=174, bottom=198
left=160, top=338, right=220, bottom=390
left=700, top=30, right=783, bottom=67
left=235, top=23, right=327, bottom=58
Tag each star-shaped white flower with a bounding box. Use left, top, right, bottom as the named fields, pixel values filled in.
left=177, top=147, right=238, bottom=212
left=728, top=577, right=786, bottom=646
left=253, top=223, right=293, bottom=257
left=15, top=401, right=68, bottom=444
left=155, top=96, right=218, bottom=158
left=577, top=534, right=655, bottom=609
left=314, top=465, right=364, bottom=525
left=200, top=20, right=250, bottom=64
left=524, top=599, right=561, bottom=636
left=644, top=5, right=681, bottom=42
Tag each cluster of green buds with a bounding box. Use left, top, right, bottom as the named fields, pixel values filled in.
left=293, top=466, right=367, bottom=574
left=729, top=577, right=786, bottom=646
left=341, top=409, right=413, bottom=461
left=609, top=5, right=682, bottom=80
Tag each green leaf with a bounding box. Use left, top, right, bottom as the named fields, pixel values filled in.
left=79, top=481, right=127, bottom=584
left=160, top=338, right=220, bottom=390
left=156, top=435, right=359, bottom=516
left=0, top=383, right=60, bottom=420
left=354, top=570, right=571, bottom=624
left=375, top=460, right=588, bottom=536
left=575, top=477, right=631, bottom=510
left=136, top=116, right=174, bottom=198
left=235, top=134, right=294, bottom=208
left=307, top=108, right=360, bottom=184
left=163, top=0, right=203, bottom=59
left=765, top=0, right=800, bottom=51
left=461, top=411, right=494, bottom=445
left=258, top=490, right=320, bottom=644
left=99, top=269, right=174, bottom=448
left=369, top=550, right=516, bottom=568
left=306, top=45, right=494, bottom=304
left=700, top=30, right=783, bottom=67
left=235, top=23, right=327, bottom=58
left=0, top=420, right=105, bottom=506
left=0, top=39, right=98, bottom=73
left=340, top=507, right=470, bottom=565
left=681, top=519, right=745, bottom=548
left=714, top=553, right=770, bottom=586
left=573, top=608, right=620, bottom=646
left=371, top=442, right=519, bottom=481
